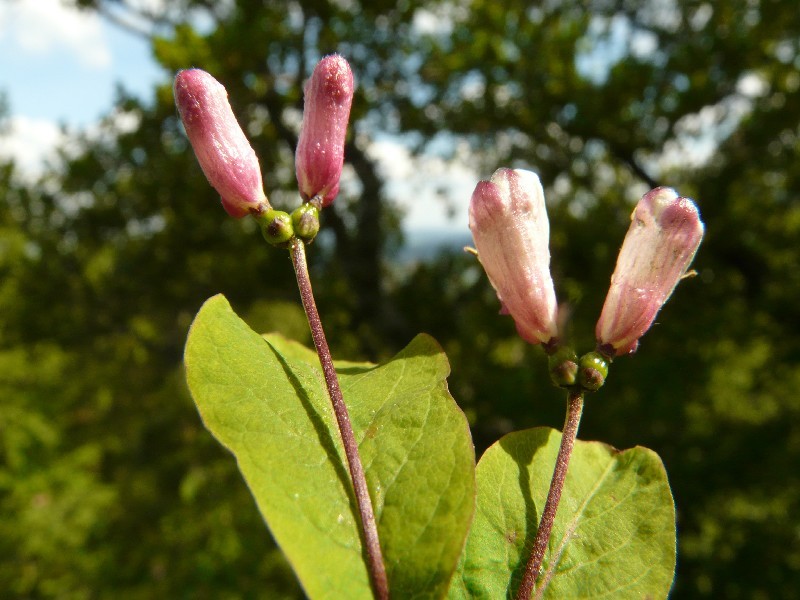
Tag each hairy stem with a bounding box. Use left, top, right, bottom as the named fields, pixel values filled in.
left=516, top=390, right=585, bottom=600
left=290, top=238, right=389, bottom=600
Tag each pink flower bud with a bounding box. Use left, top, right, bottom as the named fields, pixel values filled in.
left=174, top=69, right=267, bottom=218
left=295, top=54, right=354, bottom=207
left=469, top=168, right=559, bottom=345
left=596, top=187, right=705, bottom=356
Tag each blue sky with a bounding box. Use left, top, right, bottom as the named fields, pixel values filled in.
left=0, top=0, right=165, bottom=175
left=0, top=1, right=485, bottom=234
left=0, top=2, right=161, bottom=126
left=0, top=0, right=472, bottom=232
left=2, top=1, right=736, bottom=233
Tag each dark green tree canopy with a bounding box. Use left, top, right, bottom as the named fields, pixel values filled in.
left=2, top=0, right=799, bottom=597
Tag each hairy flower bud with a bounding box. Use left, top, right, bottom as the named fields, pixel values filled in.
left=469, top=168, right=559, bottom=345
left=174, top=69, right=267, bottom=217
left=295, top=54, right=354, bottom=207
left=596, top=187, right=705, bottom=356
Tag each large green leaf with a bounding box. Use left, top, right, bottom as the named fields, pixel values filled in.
left=449, top=428, right=675, bottom=599
left=185, top=294, right=475, bottom=599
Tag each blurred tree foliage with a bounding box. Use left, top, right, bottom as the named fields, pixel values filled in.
left=2, top=0, right=799, bottom=597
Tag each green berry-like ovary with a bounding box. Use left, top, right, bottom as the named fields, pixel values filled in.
left=260, top=210, right=294, bottom=247
left=291, top=204, right=321, bottom=242
left=548, top=347, right=579, bottom=388
left=578, top=351, right=609, bottom=392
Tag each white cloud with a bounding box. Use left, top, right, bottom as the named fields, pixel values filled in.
left=126, top=0, right=168, bottom=11
left=412, top=9, right=453, bottom=36
left=737, top=73, right=769, bottom=98
left=0, top=107, right=143, bottom=183
left=412, top=4, right=469, bottom=37
left=367, top=137, right=415, bottom=180
left=367, top=136, right=477, bottom=232
left=0, top=0, right=110, bottom=68
left=0, top=115, right=66, bottom=178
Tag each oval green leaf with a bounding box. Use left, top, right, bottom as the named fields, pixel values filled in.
left=185, top=295, right=475, bottom=599
left=449, top=427, right=676, bottom=599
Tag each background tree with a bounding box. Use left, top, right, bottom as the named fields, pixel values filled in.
left=1, top=0, right=798, bottom=597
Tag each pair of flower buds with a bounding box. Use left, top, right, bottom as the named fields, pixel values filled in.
left=173, top=54, right=354, bottom=243
left=469, top=169, right=704, bottom=365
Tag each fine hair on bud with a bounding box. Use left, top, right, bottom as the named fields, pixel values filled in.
left=295, top=55, right=355, bottom=207
left=469, top=168, right=559, bottom=345
left=174, top=69, right=268, bottom=217
left=596, top=187, right=704, bottom=356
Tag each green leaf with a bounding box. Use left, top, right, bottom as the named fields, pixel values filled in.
left=185, top=294, right=475, bottom=599
left=262, top=331, right=374, bottom=375
left=449, top=427, right=676, bottom=599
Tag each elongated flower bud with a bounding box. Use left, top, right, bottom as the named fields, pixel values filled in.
left=469, top=168, right=559, bottom=345
left=596, top=187, right=705, bottom=356
left=295, top=54, right=354, bottom=207
left=174, top=69, right=268, bottom=217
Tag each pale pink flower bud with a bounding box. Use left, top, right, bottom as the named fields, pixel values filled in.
left=174, top=69, right=267, bottom=218
left=295, top=54, right=354, bottom=207
left=469, top=168, right=559, bottom=345
left=596, top=187, right=705, bottom=356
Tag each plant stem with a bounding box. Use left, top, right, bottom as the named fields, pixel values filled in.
left=516, top=389, right=585, bottom=600
left=290, top=238, right=389, bottom=600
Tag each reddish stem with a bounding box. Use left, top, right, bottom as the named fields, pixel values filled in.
left=516, top=390, right=584, bottom=600
left=290, top=238, right=389, bottom=600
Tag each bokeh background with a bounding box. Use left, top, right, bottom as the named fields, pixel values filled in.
left=1, top=0, right=799, bottom=597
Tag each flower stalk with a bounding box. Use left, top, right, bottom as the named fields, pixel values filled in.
left=516, top=389, right=585, bottom=600
left=289, top=238, right=389, bottom=600
left=175, top=56, right=386, bottom=596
